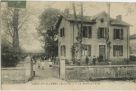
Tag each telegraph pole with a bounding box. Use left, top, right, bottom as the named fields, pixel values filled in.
left=80, top=2, right=83, bottom=64
left=106, top=2, right=111, bottom=62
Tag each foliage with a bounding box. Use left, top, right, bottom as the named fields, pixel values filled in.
left=1, top=41, right=20, bottom=67
left=37, top=8, right=61, bottom=58
left=2, top=7, right=28, bottom=52
left=1, top=6, right=28, bottom=67
left=38, top=8, right=61, bottom=35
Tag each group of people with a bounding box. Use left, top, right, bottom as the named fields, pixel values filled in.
left=24, top=55, right=53, bottom=70
left=33, top=57, right=52, bottom=70
left=85, top=55, right=103, bottom=65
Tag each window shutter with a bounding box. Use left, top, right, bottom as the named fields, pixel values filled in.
left=119, top=46, right=123, bottom=56
left=88, top=26, right=92, bottom=38
left=61, top=46, right=62, bottom=56
left=113, top=45, right=115, bottom=56
left=104, top=28, right=107, bottom=38
left=121, top=29, right=123, bottom=40
left=113, top=29, right=116, bottom=39
left=60, top=29, right=62, bottom=37
left=64, top=46, right=66, bottom=56
left=97, top=28, right=100, bottom=38
left=82, top=26, right=85, bottom=37
left=105, top=28, right=108, bottom=40
left=63, top=28, right=65, bottom=37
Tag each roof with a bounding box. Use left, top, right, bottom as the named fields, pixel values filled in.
left=55, top=11, right=130, bottom=29
left=62, top=14, right=94, bottom=23
left=110, top=19, right=130, bottom=26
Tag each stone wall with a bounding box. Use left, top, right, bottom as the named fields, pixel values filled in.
left=52, top=65, right=60, bottom=78
left=65, top=65, right=136, bottom=81
left=2, top=67, right=26, bottom=83
left=2, top=61, right=33, bottom=84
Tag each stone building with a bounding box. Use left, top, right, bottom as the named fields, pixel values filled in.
left=56, top=11, right=130, bottom=62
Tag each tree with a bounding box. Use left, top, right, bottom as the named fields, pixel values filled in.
left=2, top=7, right=28, bottom=53
left=72, top=3, right=83, bottom=65
left=1, top=2, right=28, bottom=66
left=37, top=8, right=61, bottom=58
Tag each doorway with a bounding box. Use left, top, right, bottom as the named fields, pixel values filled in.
left=99, top=45, right=106, bottom=61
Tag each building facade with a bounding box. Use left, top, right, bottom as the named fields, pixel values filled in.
left=56, top=12, right=130, bottom=62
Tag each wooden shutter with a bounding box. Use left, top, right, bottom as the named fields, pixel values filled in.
left=82, top=26, right=86, bottom=37
left=88, top=26, right=92, bottom=38
left=105, top=28, right=109, bottom=40
left=88, top=45, right=91, bottom=56
left=104, top=28, right=107, bottom=38
left=121, top=29, right=123, bottom=40
left=113, top=29, right=116, bottom=39
left=63, top=28, right=65, bottom=37
left=97, top=28, right=100, bottom=38
left=61, top=46, right=62, bottom=56
left=64, top=45, right=66, bottom=56
left=113, top=45, right=115, bottom=56
left=119, top=45, right=123, bottom=56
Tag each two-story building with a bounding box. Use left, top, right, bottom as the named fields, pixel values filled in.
left=56, top=11, right=130, bottom=62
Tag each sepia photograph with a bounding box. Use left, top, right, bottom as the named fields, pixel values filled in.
left=1, top=0, right=136, bottom=90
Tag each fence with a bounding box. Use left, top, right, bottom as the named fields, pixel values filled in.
left=2, top=60, right=33, bottom=84
left=52, top=65, right=60, bottom=78
left=65, top=65, right=136, bottom=81
left=53, top=59, right=136, bottom=81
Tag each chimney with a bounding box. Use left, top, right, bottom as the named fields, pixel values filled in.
left=116, top=15, right=122, bottom=21
left=64, top=9, right=69, bottom=17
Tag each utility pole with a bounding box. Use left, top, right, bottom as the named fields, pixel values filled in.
left=106, top=2, right=111, bottom=62
left=80, top=2, right=83, bottom=64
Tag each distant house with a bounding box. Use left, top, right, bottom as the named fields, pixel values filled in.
left=130, top=34, right=136, bottom=54
left=56, top=11, right=130, bottom=62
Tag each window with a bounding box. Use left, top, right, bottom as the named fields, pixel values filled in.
left=60, top=45, right=66, bottom=56
left=82, top=26, right=92, bottom=38
left=99, top=45, right=106, bottom=59
left=100, top=18, right=104, bottom=23
left=82, top=45, right=91, bottom=56
left=82, top=26, right=87, bottom=38
left=113, top=45, right=123, bottom=56
left=60, top=28, right=65, bottom=37
left=114, top=28, right=123, bottom=40
left=98, top=27, right=106, bottom=38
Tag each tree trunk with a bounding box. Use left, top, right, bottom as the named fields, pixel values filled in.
left=13, top=9, right=20, bottom=53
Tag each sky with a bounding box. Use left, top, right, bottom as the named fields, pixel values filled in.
left=2, top=1, right=136, bottom=53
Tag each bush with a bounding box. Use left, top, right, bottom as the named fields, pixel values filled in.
left=130, top=55, right=136, bottom=61
left=1, top=53, right=20, bottom=67
left=111, top=59, right=129, bottom=65
left=1, top=42, right=22, bottom=67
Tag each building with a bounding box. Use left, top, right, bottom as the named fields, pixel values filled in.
left=56, top=11, right=130, bottom=63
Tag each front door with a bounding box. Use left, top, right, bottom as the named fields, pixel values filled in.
left=99, top=45, right=106, bottom=60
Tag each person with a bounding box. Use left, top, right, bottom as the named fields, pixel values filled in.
left=93, top=56, right=96, bottom=65
left=88, top=55, right=92, bottom=65
left=85, top=56, right=89, bottom=65
left=41, top=60, right=45, bottom=70
left=48, top=58, right=52, bottom=67
left=37, top=57, right=41, bottom=69
left=24, top=55, right=31, bottom=62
